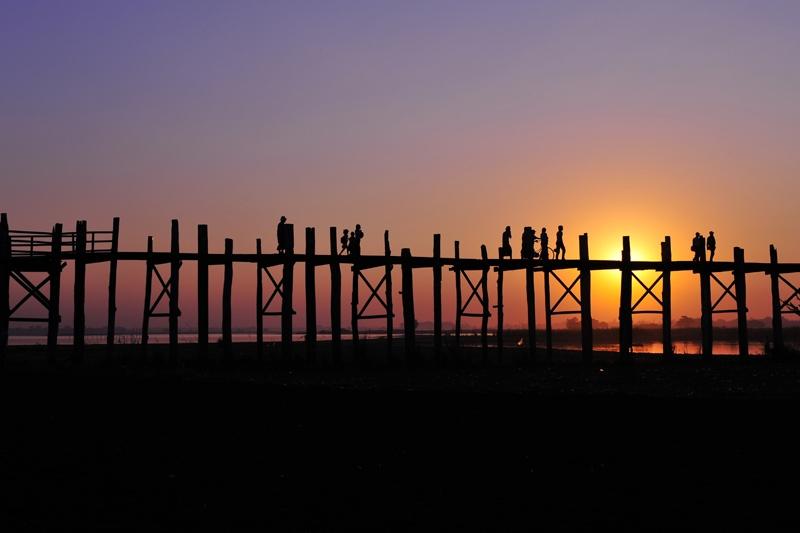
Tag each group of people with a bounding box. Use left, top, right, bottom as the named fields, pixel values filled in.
left=281, top=217, right=718, bottom=262
left=277, top=216, right=366, bottom=256
left=691, top=231, right=716, bottom=262
left=340, top=225, right=365, bottom=256
left=501, top=225, right=567, bottom=260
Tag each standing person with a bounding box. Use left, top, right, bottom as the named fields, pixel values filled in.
left=352, top=224, right=364, bottom=256
left=520, top=227, right=534, bottom=259
left=340, top=229, right=349, bottom=255
left=531, top=229, right=539, bottom=258
left=540, top=227, right=549, bottom=260
left=554, top=225, right=566, bottom=260
left=276, top=216, right=288, bottom=254
left=347, top=231, right=357, bottom=256
left=707, top=231, right=716, bottom=262
left=691, top=232, right=701, bottom=262
left=501, top=226, right=512, bottom=259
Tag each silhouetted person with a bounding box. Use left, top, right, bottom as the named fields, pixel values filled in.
left=707, top=231, right=716, bottom=262
left=277, top=216, right=288, bottom=254
left=501, top=226, right=512, bottom=259
left=691, top=232, right=700, bottom=261
left=554, top=225, right=566, bottom=260
left=347, top=232, right=357, bottom=255
left=540, top=227, right=549, bottom=260
left=351, top=224, right=364, bottom=256
left=340, top=229, right=349, bottom=255
left=531, top=229, right=539, bottom=258
left=521, top=226, right=534, bottom=259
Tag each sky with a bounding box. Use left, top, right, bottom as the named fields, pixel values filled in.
left=2, top=0, right=800, bottom=333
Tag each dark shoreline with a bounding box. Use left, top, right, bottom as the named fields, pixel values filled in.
left=4, top=342, right=800, bottom=530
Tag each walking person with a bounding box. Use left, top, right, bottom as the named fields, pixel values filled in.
left=707, top=231, right=716, bottom=262
left=540, top=227, right=549, bottom=260
left=340, top=229, right=350, bottom=255
left=501, top=226, right=512, bottom=259
left=554, top=225, right=566, bottom=260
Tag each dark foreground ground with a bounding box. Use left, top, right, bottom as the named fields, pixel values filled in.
left=3, top=342, right=800, bottom=531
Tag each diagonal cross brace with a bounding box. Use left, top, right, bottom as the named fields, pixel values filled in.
left=631, top=272, right=664, bottom=311
left=550, top=270, right=581, bottom=313
left=357, top=270, right=390, bottom=319
left=710, top=272, right=737, bottom=312
left=261, top=265, right=296, bottom=315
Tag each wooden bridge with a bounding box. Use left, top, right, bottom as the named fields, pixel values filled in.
left=2, top=212, right=799, bottom=366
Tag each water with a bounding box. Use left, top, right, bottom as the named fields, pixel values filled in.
left=8, top=333, right=769, bottom=355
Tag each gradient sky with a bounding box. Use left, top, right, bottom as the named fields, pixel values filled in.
left=3, top=0, right=800, bottom=332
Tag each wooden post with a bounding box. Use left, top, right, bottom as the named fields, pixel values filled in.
left=256, top=238, right=264, bottom=362
left=384, top=230, right=393, bottom=360
left=329, top=227, right=342, bottom=366
left=197, top=225, right=209, bottom=360
left=699, top=245, right=712, bottom=358
left=661, top=237, right=672, bottom=358
left=47, top=223, right=63, bottom=360
left=0, top=213, right=10, bottom=362
left=222, top=238, right=233, bottom=357
left=305, top=227, right=317, bottom=365
left=525, top=258, right=536, bottom=363
left=579, top=233, right=593, bottom=362
left=281, top=224, right=294, bottom=362
left=432, top=234, right=442, bottom=363
left=141, top=236, right=154, bottom=349
left=544, top=264, right=553, bottom=361
left=733, top=247, right=748, bottom=357
left=480, top=244, right=489, bottom=364
left=769, top=245, right=784, bottom=355
left=619, top=236, right=632, bottom=360
left=351, top=252, right=360, bottom=362
left=106, top=217, right=120, bottom=353
left=73, top=220, right=87, bottom=362
left=401, top=248, right=416, bottom=366
left=169, top=219, right=180, bottom=364
left=454, top=241, right=462, bottom=353
left=496, top=247, right=504, bottom=363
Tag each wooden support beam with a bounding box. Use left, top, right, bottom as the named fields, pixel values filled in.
left=197, top=225, right=209, bottom=360
left=619, top=236, right=632, bottom=360
left=544, top=264, right=553, bottom=361
left=0, top=213, right=10, bottom=362
left=47, top=223, right=63, bottom=360
left=525, top=257, right=536, bottom=364
left=433, top=234, right=442, bottom=363
left=661, top=237, right=673, bottom=358
left=351, top=252, right=360, bottom=364
left=480, top=244, right=489, bottom=364
left=769, top=245, right=784, bottom=356
left=106, top=217, right=120, bottom=354
left=281, top=224, right=294, bottom=362
left=169, top=219, right=180, bottom=364
left=734, top=247, right=748, bottom=357
left=401, top=248, right=416, bottom=366
left=73, top=220, right=87, bottom=362
left=579, top=233, right=593, bottom=362
left=222, top=238, right=233, bottom=357
left=329, top=227, right=342, bottom=366
left=384, top=231, right=393, bottom=361
left=454, top=241, right=462, bottom=356
left=141, top=236, right=153, bottom=350
left=699, top=247, right=713, bottom=358
left=305, top=227, right=316, bottom=365
left=496, top=247, right=504, bottom=363
left=256, top=239, right=266, bottom=362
